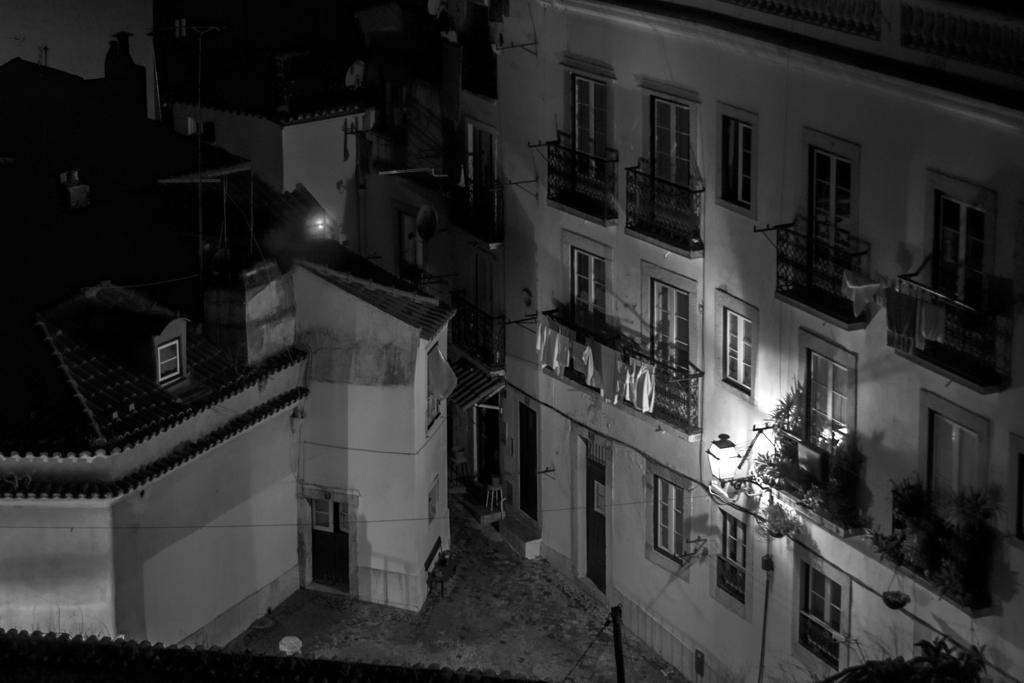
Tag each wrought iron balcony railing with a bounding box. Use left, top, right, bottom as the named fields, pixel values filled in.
left=893, top=271, right=1012, bottom=391
left=716, top=555, right=746, bottom=603
left=901, top=1, right=1024, bottom=77
left=776, top=223, right=871, bottom=326
left=451, top=293, right=505, bottom=370
left=542, top=308, right=703, bottom=434
left=720, top=0, right=882, bottom=38
left=449, top=184, right=504, bottom=244
left=799, top=612, right=840, bottom=668
left=546, top=131, right=618, bottom=223
left=370, top=128, right=408, bottom=173
left=626, top=158, right=704, bottom=254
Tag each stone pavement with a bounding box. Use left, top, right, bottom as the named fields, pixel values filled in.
left=230, top=498, right=689, bottom=682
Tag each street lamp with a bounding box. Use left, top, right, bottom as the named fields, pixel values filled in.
left=707, top=433, right=743, bottom=485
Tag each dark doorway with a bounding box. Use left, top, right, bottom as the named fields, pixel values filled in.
left=477, top=397, right=500, bottom=486
left=311, top=498, right=349, bottom=590
left=585, top=441, right=606, bottom=592
left=519, top=402, right=538, bottom=520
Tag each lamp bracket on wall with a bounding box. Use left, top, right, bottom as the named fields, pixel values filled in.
left=672, top=536, right=709, bottom=568
left=502, top=177, right=539, bottom=199
left=537, top=465, right=556, bottom=478
left=504, top=313, right=537, bottom=326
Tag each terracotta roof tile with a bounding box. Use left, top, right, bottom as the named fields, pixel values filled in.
left=299, top=261, right=455, bottom=340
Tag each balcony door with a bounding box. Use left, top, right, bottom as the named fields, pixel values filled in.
left=809, top=147, right=852, bottom=250
left=652, top=279, right=689, bottom=368
left=651, top=97, right=690, bottom=186
left=572, top=74, right=607, bottom=161
left=466, top=123, right=498, bottom=213
left=933, top=192, right=986, bottom=306
left=311, top=498, right=349, bottom=591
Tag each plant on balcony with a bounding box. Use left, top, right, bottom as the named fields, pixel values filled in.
left=770, top=381, right=805, bottom=437
left=801, top=437, right=866, bottom=529
left=818, top=636, right=987, bottom=683
left=872, top=479, right=999, bottom=610
left=758, top=501, right=801, bottom=539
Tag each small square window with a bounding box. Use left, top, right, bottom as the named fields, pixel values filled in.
left=723, top=308, right=753, bottom=392
left=593, top=480, right=606, bottom=515
left=156, top=339, right=181, bottom=383
left=312, top=498, right=333, bottom=532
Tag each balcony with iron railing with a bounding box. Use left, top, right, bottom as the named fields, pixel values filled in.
left=626, top=158, right=705, bottom=256
left=449, top=183, right=504, bottom=245
left=716, top=555, right=746, bottom=603
left=893, top=266, right=1013, bottom=393
left=450, top=293, right=505, bottom=371
left=546, top=131, right=618, bottom=224
left=776, top=223, right=872, bottom=329
left=661, top=1, right=1024, bottom=93
left=543, top=306, right=703, bottom=435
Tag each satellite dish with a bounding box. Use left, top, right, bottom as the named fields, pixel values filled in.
left=416, top=205, right=438, bottom=241
left=344, top=60, right=365, bottom=90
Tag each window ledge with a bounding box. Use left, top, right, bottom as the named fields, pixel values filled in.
left=775, top=291, right=868, bottom=331
left=894, top=348, right=1006, bottom=395
left=547, top=198, right=619, bottom=228
left=624, top=226, right=704, bottom=259
left=775, top=488, right=865, bottom=540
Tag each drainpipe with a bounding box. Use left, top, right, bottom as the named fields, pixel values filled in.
left=758, top=540, right=774, bottom=683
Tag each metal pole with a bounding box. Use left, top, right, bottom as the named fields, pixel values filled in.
left=758, top=541, right=774, bottom=683
left=611, top=604, right=626, bottom=683
left=196, top=29, right=203, bottom=285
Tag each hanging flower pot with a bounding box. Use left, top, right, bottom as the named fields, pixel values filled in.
left=882, top=590, right=911, bottom=610
left=759, top=502, right=800, bottom=539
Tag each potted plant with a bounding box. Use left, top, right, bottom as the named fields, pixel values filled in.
left=882, top=590, right=911, bottom=610
left=759, top=501, right=801, bottom=539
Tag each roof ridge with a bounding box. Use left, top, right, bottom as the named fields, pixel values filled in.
left=298, top=259, right=441, bottom=306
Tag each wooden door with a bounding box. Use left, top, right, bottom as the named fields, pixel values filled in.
left=311, top=498, right=349, bottom=590
left=519, top=402, right=538, bottom=520
left=585, top=449, right=606, bottom=592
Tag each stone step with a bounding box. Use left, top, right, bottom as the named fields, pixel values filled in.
left=499, top=509, right=541, bottom=560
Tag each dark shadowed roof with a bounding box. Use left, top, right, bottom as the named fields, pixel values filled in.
left=0, top=629, right=540, bottom=682
left=298, top=260, right=454, bottom=340
left=6, top=283, right=306, bottom=456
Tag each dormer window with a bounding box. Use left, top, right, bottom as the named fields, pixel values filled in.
left=157, top=339, right=182, bottom=383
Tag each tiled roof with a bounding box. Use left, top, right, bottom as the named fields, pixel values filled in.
left=298, top=261, right=455, bottom=340
left=0, top=388, right=307, bottom=499
left=3, top=284, right=307, bottom=457
left=0, top=629, right=540, bottom=682
left=450, top=358, right=505, bottom=411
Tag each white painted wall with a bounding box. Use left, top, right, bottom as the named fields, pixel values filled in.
left=497, top=0, right=1024, bottom=680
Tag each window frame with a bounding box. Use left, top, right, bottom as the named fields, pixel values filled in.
left=799, top=561, right=844, bottom=669
left=715, top=290, right=758, bottom=401
left=654, top=474, right=686, bottom=560
left=721, top=115, right=752, bottom=209
left=807, top=350, right=851, bottom=451
left=571, top=246, right=607, bottom=325
left=716, top=509, right=748, bottom=604
left=723, top=308, right=753, bottom=393
left=799, top=329, right=857, bottom=453
left=311, top=498, right=334, bottom=532
left=917, top=391, right=989, bottom=504
left=651, top=278, right=690, bottom=368
left=571, top=73, right=608, bottom=159
left=801, top=129, right=860, bottom=245
left=156, top=338, right=182, bottom=383
left=650, top=95, right=691, bottom=187
left=717, top=104, right=757, bottom=218
left=927, top=410, right=980, bottom=497
left=924, top=171, right=997, bottom=308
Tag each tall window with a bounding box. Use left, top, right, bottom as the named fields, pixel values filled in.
left=652, top=280, right=689, bottom=367
left=807, top=351, right=849, bottom=450
left=809, top=147, right=852, bottom=247
left=717, top=511, right=746, bottom=603
left=572, top=247, right=606, bottom=326
left=654, top=476, right=685, bottom=559
left=156, top=339, right=181, bottom=383
left=799, top=562, right=842, bottom=668
left=934, top=192, right=985, bottom=305
left=652, top=97, right=690, bottom=185
left=572, top=75, right=608, bottom=159
left=466, top=123, right=497, bottom=206
left=722, top=115, right=752, bottom=209
left=724, top=308, right=752, bottom=392
left=928, top=411, right=979, bottom=496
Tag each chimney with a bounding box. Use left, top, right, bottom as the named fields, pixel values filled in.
left=203, top=261, right=296, bottom=366
left=104, top=31, right=147, bottom=118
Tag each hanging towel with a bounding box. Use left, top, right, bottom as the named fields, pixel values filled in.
left=885, top=288, right=916, bottom=353
left=582, top=342, right=598, bottom=387
left=635, top=362, right=656, bottom=414
left=571, top=340, right=587, bottom=374
left=624, top=357, right=644, bottom=406
left=599, top=344, right=618, bottom=399
left=842, top=270, right=882, bottom=318
left=536, top=318, right=556, bottom=369
left=613, top=359, right=628, bottom=405
left=917, top=300, right=946, bottom=347
left=552, top=328, right=571, bottom=374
